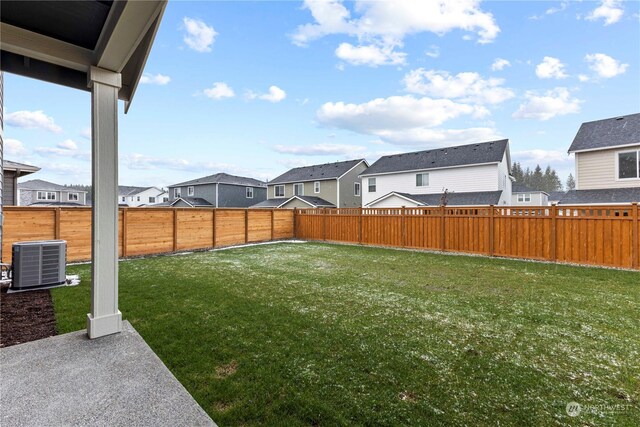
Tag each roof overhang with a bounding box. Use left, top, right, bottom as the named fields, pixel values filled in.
left=0, top=0, right=167, bottom=113
left=359, top=161, right=500, bottom=178
left=365, top=192, right=424, bottom=208
left=568, top=142, right=640, bottom=155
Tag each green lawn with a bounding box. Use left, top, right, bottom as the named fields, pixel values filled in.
left=53, top=243, right=640, bottom=426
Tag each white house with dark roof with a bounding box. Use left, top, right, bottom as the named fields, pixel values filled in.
left=362, top=140, right=513, bottom=208
left=253, top=159, right=368, bottom=209
left=560, top=113, right=640, bottom=204
left=168, top=172, right=266, bottom=208
left=19, top=179, right=88, bottom=206
left=118, top=186, right=166, bottom=207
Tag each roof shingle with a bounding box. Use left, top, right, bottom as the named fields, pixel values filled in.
left=568, top=113, right=640, bottom=153
left=269, top=159, right=365, bottom=184
left=170, top=173, right=265, bottom=188
left=362, top=140, right=508, bottom=176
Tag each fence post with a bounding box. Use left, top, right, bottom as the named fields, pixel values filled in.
left=292, top=208, right=297, bottom=239
left=401, top=206, right=406, bottom=248
left=121, top=208, right=127, bottom=257
left=212, top=209, right=217, bottom=248
left=440, top=205, right=446, bottom=251
left=632, top=202, right=638, bottom=269
left=550, top=204, right=557, bottom=262
left=358, top=207, right=363, bottom=244
left=271, top=209, right=275, bottom=241
left=245, top=209, right=249, bottom=243
left=54, top=208, right=61, bottom=240
left=323, top=208, right=327, bottom=241
left=173, top=209, right=178, bottom=252
left=488, top=205, right=494, bottom=256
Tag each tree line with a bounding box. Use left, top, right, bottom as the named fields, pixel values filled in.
left=511, top=162, right=575, bottom=193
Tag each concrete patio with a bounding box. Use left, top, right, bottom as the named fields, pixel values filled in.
left=0, top=321, right=215, bottom=426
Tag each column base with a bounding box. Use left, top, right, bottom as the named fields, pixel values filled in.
left=87, top=311, right=122, bottom=339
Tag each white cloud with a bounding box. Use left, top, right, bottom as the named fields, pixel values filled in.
left=318, top=95, right=486, bottom=132
left=512, top=87, right=582, bottom=121
left=535, top=56, right=568, bottom=79
left=529, top=0, right=570, bottom=20
left=335, top=42, right=406, bottom=67
left=57, top=139, right=78, bottom=150
left=578, top=74, right=590, bottom=82
left=491, top=58, right=511, bottom=71
left=292, top=0, right=500, bottom=65
left=5, top=139, right=27, bottom=156
left=35, top=147, right=90, bottom=160
left=586, top=0, right=624, bottom=25
left=182, top=17, right=217, bottom=52
left=140, top=73, right=171, bottom=85
left=316, top=94, right=499, bottom=147
left=34, top=139, right=89, bottom=160
left=248, top=86, right=287, bottom=103
left=6, top=110, right=62, bottom=133
left=403, top=69, right=515, bottom=105
left=80, top=127, right=91, bottom=139
left=273, top=143, right=366, bottom=156
left=425, top=45, right=440, bottom=58
left=514, top=149, right=572, bottom=163
left=120, top=153, right=274, bottom=181
left=585, top=53, right=628, bottom=78
left=203, top=82, right=235, bottom=99
left=45, top=163, right=91, bottom=178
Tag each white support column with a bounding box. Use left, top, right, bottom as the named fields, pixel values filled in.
left=87, top=66, right=122, bottom=339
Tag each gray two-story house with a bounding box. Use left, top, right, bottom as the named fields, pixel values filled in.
left=252, top=159, right=369, bottom=208
left=168, top=173, right=266, bottom=208
left=19, top=179, right=88, bottom=206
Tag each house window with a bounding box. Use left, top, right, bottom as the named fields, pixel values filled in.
left=174, top=188, right=181, bottom=198
left=416, top=173, right=429, bottom=187
left=354, top=182, right=361, bottom=196
left=121, top=196, right=126, bottom=202
left=37, top=191, right=56, bottom=201
left=294, top=183, right=304, bottom=196
left=68, top=193, right=79, bottom=201
left=517, top=194, right=531, bottom=203
left=618, top=150, right=640, bottom=179
left=368, top=178, right=376, bottom=192
left=246, top=187, right=254, bottom=198
left=188, top=186, right=195, bottom=196
left=137, top=196, right=141, bottom=202
left=275, top=185, right=285, bottom=198
left=149, top=197, right=156, bottom=203
left=314, top=181, right=320, bottom=193
left=163, top=197, right=169, bottom=202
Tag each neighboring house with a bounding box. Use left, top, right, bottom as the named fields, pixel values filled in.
left=18, top=179, right=87, bottom=206
left=361, top=140, right=513, bottom=208
left=548, top=191, right=566, bottom=206
left=119, top=186, right=166, bottom=207
left=511, top=183, right=549, bottom=206
left=168, top=173, right=266, bottom=208
left=254, top=159, right=369, bottom=209
left=2, top=160, right=40, bottom=206
left=562, top=113, right=640, bottom=205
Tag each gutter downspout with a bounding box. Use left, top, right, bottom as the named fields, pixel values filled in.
left=336, top=178, right=340, bottom=208
left=215, top=183, right=219, bottom=208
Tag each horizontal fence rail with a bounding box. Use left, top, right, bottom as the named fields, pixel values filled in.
left=294, top=205, right=640, bottom=270
left=1, top=207, right=295, bottom=264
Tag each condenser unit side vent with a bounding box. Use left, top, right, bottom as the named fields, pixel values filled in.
left=12, top=240, right=67, bottom=291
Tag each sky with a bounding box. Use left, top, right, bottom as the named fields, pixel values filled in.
left=3, top=0, right=639, bottom=188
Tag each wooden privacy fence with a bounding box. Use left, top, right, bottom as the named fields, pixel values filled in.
left=1, top=207, right=294, bottom=263
left=294, top=204, right=640, bottom=270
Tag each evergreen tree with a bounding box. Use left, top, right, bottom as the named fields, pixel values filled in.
left=566, top=173, right=576, bottom=190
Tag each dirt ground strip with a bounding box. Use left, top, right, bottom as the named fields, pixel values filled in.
left=0, top=285, right=57, bottom=348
